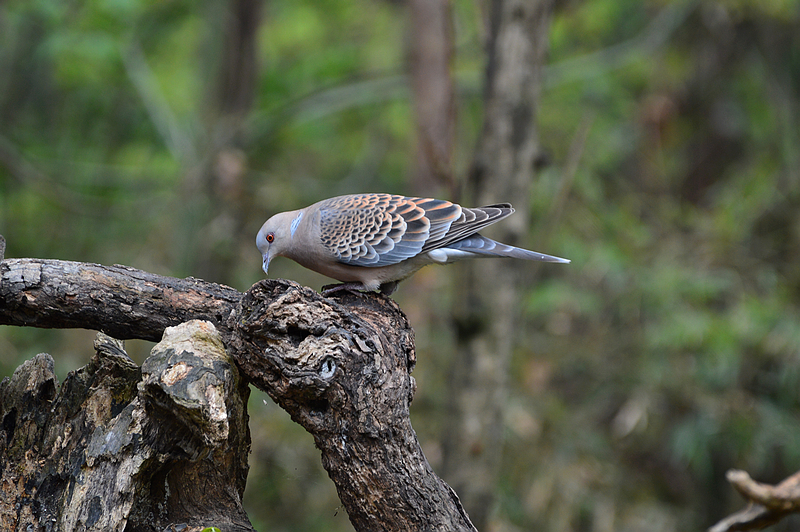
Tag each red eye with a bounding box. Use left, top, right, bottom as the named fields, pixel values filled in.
left=266, top=233, right=275, bottom=243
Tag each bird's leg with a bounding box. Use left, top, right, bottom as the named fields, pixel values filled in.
left=321, top=282, right=369, bottom=295
left=379, top=281, right=398, bottom=296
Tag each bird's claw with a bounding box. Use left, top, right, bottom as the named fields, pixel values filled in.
left=320, top=281, right=399, bottom=297
left=321, top=282, right=368, bottom=296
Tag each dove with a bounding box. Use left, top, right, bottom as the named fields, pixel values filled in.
left=256, top=193, right=569, bottom=295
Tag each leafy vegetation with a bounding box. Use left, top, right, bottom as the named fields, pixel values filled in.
left=2, top=0, right=800, bottom=530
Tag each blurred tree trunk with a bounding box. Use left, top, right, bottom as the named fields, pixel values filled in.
left=407, top=0, right=456, bottom=196
left=188, top=0, right=262, bottom=284
left=441, top=0, right=554, bottom=527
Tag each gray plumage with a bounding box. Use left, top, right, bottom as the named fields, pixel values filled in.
left=256, top=193, right=569, bottom=295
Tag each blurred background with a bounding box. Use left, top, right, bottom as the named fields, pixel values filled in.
left=2, top=0, right=800, bottom=530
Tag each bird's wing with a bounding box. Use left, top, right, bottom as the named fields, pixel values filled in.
left=317, top=194, right=514, bottom=267
left=317, top=194, right=461, bottom=267
left=419, top=202, right=513, bottom=253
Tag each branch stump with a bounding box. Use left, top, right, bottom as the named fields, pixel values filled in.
left=0, top=256, right=476, bottom=531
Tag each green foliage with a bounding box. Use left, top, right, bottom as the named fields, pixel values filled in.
left=517, top=1, right=800, bottom=529
left=3, top=0, right=800, bottom=530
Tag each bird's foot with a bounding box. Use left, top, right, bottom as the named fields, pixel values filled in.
left=379, top=281, right=398, bottom=295
left=321, top=281, right=399, bottom=296
left=321, top=282, right=369, bottom=296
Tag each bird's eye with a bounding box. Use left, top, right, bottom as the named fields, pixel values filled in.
left=266, top=233, right=275, bottom=243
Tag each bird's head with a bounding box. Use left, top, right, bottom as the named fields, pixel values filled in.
left=256, top=210, right=301, bottom=275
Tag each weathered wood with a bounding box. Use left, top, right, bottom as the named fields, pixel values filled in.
left=0, top=258, right=241, bottom=341
left=709, top=469, right=800, bottom=532
left=231, top=281, right=477, bottom=531
left=0, top=256, right=476, bottom=531
left=0, top=322, right=253, bottom=532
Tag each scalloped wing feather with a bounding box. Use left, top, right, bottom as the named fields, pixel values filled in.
left=317, top=194, right=517, bottom=268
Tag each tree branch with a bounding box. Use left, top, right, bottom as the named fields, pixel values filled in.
left=0, top=254, right=476, bottom=531
left=0, top=323, right=253, bottom=531
left=231, top=281, right=476, bottom=531
left=0, top=258, right=240, bottom=341
left=709, top=469, right=800, bottom=532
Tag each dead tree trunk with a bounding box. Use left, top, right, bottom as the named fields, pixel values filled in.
left=0, top=254, right=476, bottom=531
left=0, top=324, right=252, bottom=532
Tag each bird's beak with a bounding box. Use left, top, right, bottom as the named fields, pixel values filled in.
left=262, top=253, right=271, bottom=275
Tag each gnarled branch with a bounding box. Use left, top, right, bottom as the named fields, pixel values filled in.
left=0, top=323, right=253, bottom=532
left=0, top=254, right=476, bottom=531
left=709, top=469, right=800, bottom=532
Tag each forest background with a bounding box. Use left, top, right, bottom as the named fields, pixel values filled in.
left=2, top=0, right=800, bottom=531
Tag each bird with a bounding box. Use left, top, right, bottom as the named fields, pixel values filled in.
left=256, top=193, right=569, bottom=295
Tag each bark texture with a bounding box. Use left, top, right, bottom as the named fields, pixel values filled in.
left=0, top=258, right=241, bottom=341
left=0, top=322, right=252, bottom=532
left=0, top=256, right=476, bottom=531
left=232, top=282, right=476, bottom=531
left=709, top=469, right=800, bottom=532
left=442, top=0, right=554, bottom=527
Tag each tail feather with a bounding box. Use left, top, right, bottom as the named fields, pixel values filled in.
left=447, top=234, right=570, bottom=263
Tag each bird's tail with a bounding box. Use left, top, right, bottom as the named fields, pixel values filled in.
left=448, top=234, right=570, bottom=263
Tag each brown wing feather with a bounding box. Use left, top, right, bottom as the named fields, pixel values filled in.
left=317, top=194, right=515, bottom=266
left=420, top=203, right=514, bottom=253
left=318, top=194, right=432, bottom=266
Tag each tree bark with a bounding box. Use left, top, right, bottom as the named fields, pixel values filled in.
left=441, top=0, right=554, bottom=527
left=709, top=469, right=800, bottom=532
left=0, top=256, right=476, bottom=531
left=231, top=282, right=475, bottom=531
left=0, top=322, right=252, bottom=532
left=0, top=258, right=241, bottom=341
